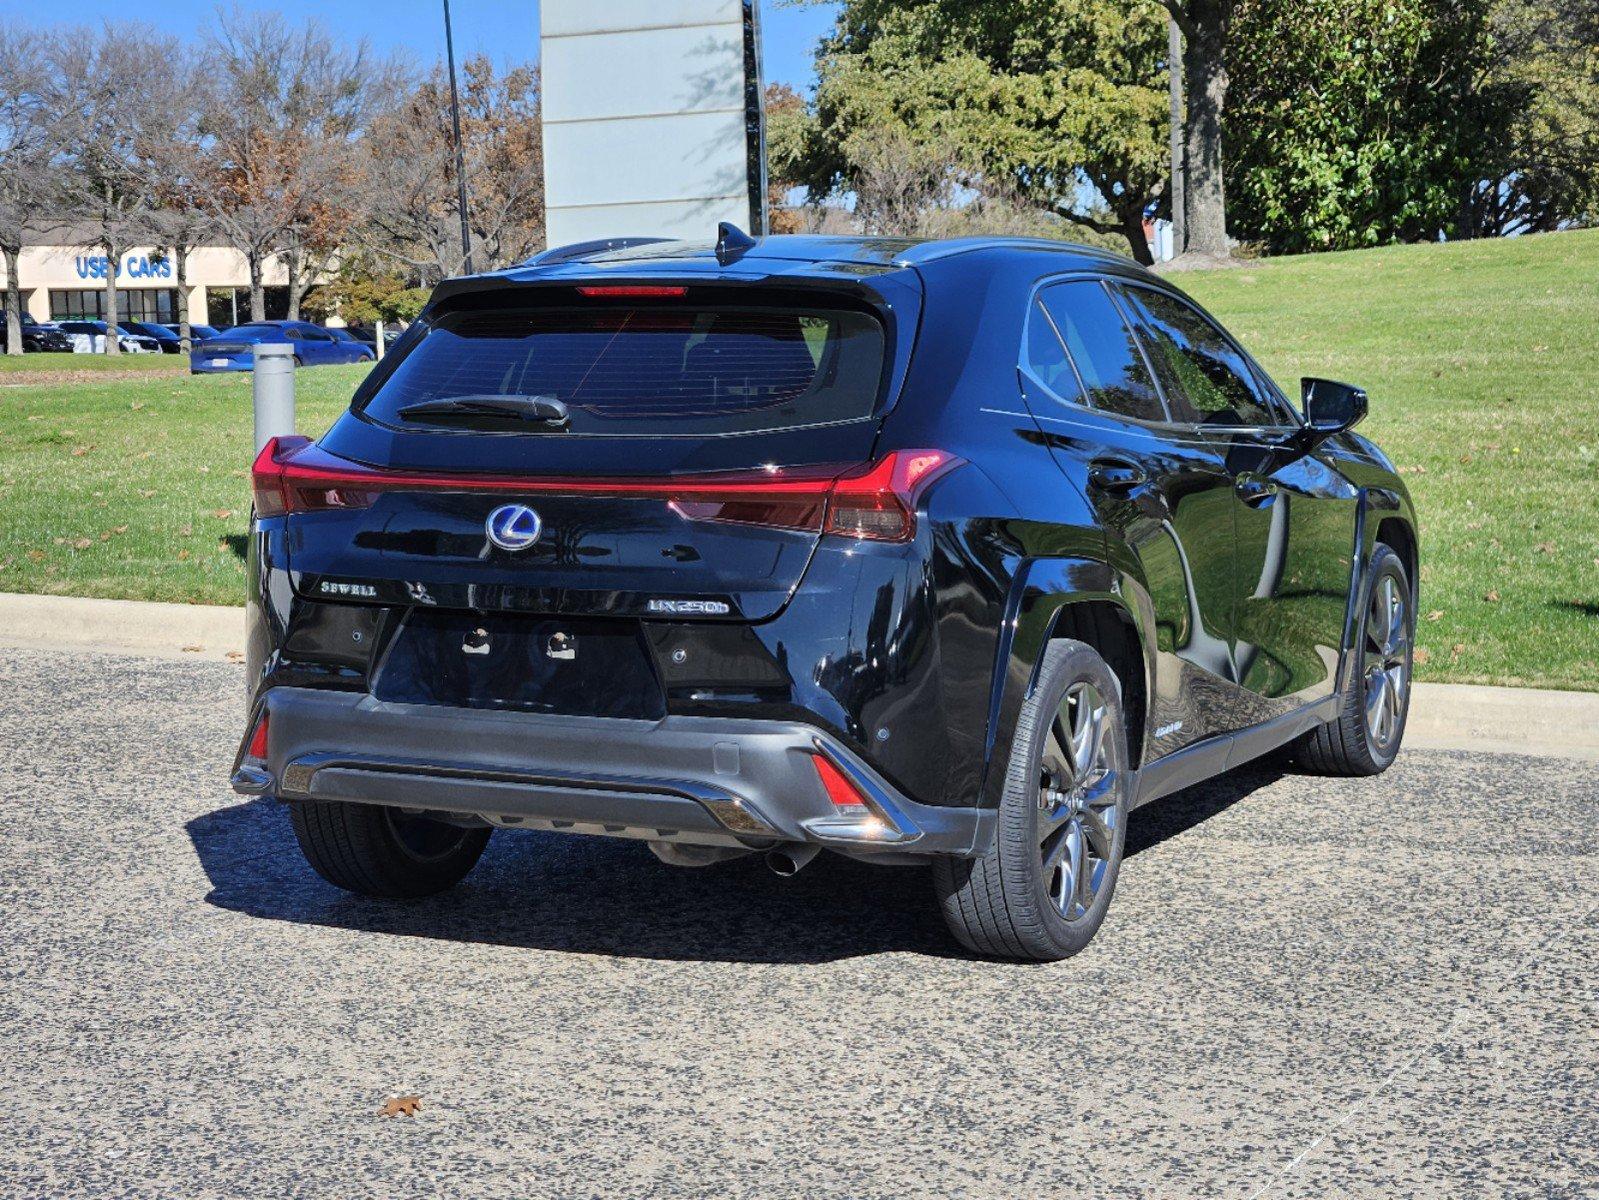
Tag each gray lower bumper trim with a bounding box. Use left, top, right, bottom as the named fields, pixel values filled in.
left=251, top=688, right=992, bottom=856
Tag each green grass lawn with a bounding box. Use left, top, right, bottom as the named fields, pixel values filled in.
left=0, top=352, right=186, bottom=374
left=0, top=364, right=359, bottom=606
left=1181, top=228, right=1598, bottom=690
left=1, top=229, right=1595, bottom=689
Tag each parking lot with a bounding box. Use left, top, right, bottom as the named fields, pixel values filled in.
left=1, top=642, right=1594, bottom=1199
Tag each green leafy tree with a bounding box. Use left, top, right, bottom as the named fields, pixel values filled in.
left=787, top=0, right=1170, bottom=262
left=1225, top=0, right=1598, bottom=253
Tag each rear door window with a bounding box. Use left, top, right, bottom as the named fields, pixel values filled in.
left=1117, top=286, right=1284, bottom=427
left=1035, top=280, right=1169, bottom=423
left=358, top=304, right=887, bottom=437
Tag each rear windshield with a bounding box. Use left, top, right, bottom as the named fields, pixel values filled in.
left=356, top=304, right=887, bottom=436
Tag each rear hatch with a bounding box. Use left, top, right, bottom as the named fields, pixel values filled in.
left=266, top=275, right=920, bottom=622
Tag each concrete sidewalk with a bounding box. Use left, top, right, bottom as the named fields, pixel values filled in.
left=2, top=590, right=1596, bottom=761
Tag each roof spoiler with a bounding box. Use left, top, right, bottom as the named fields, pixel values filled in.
left=522, top=237, right=672, bottom=267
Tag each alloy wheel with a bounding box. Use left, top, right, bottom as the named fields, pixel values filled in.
left=1037, top=681, right=1120, bottom=921
left=1362, top=572, right=1410, bottom=750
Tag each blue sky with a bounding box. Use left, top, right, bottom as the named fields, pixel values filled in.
left=0, top=0, right=840, bottom=91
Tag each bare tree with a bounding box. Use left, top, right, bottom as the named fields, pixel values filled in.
left=196, top=10, right=389, bottom=321
left=363, top=56, right=543, bottom=283
left=0, top=28, right=64, bottom=354
left=128, top=50, right=216, bottom=350
left=54, top=26, right=190, bottom=354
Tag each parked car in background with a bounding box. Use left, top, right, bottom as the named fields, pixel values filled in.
left=237, top=230, right=1417, bottom=962
left=327, top=328, right=378, bottom=361
left=164, top=323, right=225, bottom=344
left=116, top=320, right=184, bottom=354
left=1, top=312, right=73, bottom=353
left=56, top=320, right=161, bottom=354
left=191, top=319, right=375, bottom=373
left=343, top=323, right=405, bottom=353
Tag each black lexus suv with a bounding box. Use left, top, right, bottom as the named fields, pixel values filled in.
left=235, top=228, right=1417, bottom=961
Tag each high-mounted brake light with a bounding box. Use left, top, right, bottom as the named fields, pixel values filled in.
left=251, top=437, right=959, bottom=542
left=575, top=285, right=688, bottom=298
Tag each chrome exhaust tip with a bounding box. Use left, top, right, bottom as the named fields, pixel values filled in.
left=765, top=844, right=821, bottom=877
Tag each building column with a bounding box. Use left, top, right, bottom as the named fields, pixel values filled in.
left=26, top=289, right=50, bottom=322
left=185, top=284, right=207, bottom=328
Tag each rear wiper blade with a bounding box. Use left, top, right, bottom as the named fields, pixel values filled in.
left=397, top=394, right=570, bottom=426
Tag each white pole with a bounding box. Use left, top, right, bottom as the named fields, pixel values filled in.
left=252, top=343, right=296, bottom=452
left=374, top=319, right=384, bottom=361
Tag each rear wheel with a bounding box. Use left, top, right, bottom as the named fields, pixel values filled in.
left=934, top=639, right=1130, bottom=961
left=289, top=799, right=491, bottom=898
left=1291, top=544, right=1413, bottom=776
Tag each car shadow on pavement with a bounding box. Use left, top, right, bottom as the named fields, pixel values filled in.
left=1125, top=763, right=1284, bottom=858
left=186, top=764, right=1283, bottom=965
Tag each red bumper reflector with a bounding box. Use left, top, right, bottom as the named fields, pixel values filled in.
left=246, top=713, right=269, bottom=760
left=812, top=753, right=869, bottom=811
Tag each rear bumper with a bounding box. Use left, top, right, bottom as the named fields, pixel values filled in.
left=236, top=687, right=991, bottom=857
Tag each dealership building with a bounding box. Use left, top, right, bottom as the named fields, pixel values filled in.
left=0, top=222, right=302, bottom=327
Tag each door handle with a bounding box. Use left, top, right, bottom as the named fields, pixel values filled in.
left=1234, top=477, right=1278, bottom=507
left=1088, top=458, right=1148, bottom=494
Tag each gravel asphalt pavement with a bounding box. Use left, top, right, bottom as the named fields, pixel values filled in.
left=1, top=644, right=1595, bottom=1198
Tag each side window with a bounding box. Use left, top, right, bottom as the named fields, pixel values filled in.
left=1038, top=280, right=1168, bottom=423
left=1118, top=286, right=1282, bottom=427
left=1022, top=298, right=1081, bottom=401
left=304, top=327, right=333, bottom=342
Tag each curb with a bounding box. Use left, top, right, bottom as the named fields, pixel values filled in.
left=0, top=592, right=244, bottom=662
left=2, top=592, right=1596, bottom=761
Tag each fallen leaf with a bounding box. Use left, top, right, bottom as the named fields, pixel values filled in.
left=1426, top=610, right=1444, bottom=622
left=138, top=489, right=157, bottom=499
left=1413, top=648, right=1431, bottom=664
left=224, top=650, right=245, bottom=662
left=71, top=537, right=92, bottom=550
left=212, top=509, right=234, bottom=520
left=378, top=1096, right=422, bottom=1118
left=1451, top=642, right=1467, bottom=660
left=177, top=549, right=191, bottom=560
left=130, top=401, right=145, bottom=410
left=26, top=550, right=45, bottom=563
left=112, top=525, right=129, bottom=535
left=179, top=524, right=193, bottom=536
left=1483, top=589, right=1500, bottom=603
left=70, top=445, right=94, bottom=457
left=1535, top=542, right=1556, bottom=554
left=181, top=644, right=203, bottom=653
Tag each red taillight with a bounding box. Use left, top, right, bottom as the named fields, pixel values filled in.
left=246, top=712, right=269, bottom=760
left=251, top=437, right=959, bottom=542
left=823, top=449, right=959, bottom=542
left=575, top=285, right=688, bottom=298
left=812, top=753, right=869, bottom=812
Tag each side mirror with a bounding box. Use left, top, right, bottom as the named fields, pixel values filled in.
left=1300, top=377, right=1367, bottom=440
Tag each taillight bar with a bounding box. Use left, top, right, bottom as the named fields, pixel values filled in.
left=251, top=437, right=960, bottom=542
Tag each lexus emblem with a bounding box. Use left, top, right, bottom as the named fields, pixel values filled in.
left=485, top=503, right=542, bottom=551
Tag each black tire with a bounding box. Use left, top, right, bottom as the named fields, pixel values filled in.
left=291, top=354, right=303, bottom=368
left=1291, top=544, right=1414, bottom=776
left=289, top=799, right=491, bottom=898
left=934, top=639, right=1132, bottom=962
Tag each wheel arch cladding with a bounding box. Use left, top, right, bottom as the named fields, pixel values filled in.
left=1375, top=515, right=1418, bottom=595
left=980, top=557, right=1152, bottom=811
